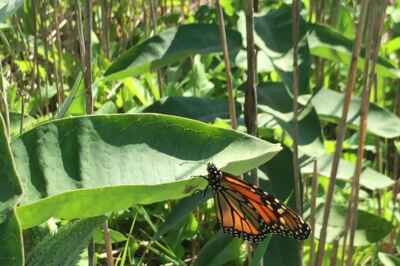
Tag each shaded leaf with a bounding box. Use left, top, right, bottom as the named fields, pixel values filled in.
left=143, top=96, right=241, bottom=122
left=256, top=82, right=325, bottom=157
left=155, top=191, right=210, bottom=239
left=194, top=231, right=242, bottom=266
left=263, top=236, right=300, bottom=266
left=0, top=115, right=23, bottom=266
left=27, top=216, right=106, bottom=266
left=253, top=6, right=310, bottom=95
left=249, top=236, right=271, bottom=266
left=0, top=210, right=23, bottom=266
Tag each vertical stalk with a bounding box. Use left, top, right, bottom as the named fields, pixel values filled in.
left=243, top=0, right=257, bottom=136
left=149, top=0, right=164, bottom=97
left=84, top=0, right=93, bottom=114
left=40, top=0, right=50, bottom=114
left=84, top=2, right=94, bottom=263
left=243, top=1, right=259, bottom=264
left=215, top=0, right=237, bottom=129
left=76, top=0, right=85, bottom=66
left=0, top=60, right=10, bottom=137
left=329, top=240, right=339, bottom=266
left=291, top=0, right=302, bottom=216
left=32, top=0, right=41, bottom=115
left=345, top=2, right=387, bottom=265
left=143, top=0, right=149, bottom=37
left=341, top=7, right=374, bottom=265
left=53, top=0, right=64, bottom=104
left=101, top=0, right=110, bottom=58
left=315, top=1, right=369, bottom=265
left=392, top=85, right=400, bottom=229
left=291, top=4, right=303, bottom=263
left=308, top=160, right=318, bottom=266
left=103, top=220, right=114, bottom=266
left=328, top=0, right=341, bottom=25
left=19, top=94, right=25, bottom=135
left=315, top=0, right=326, bottom=89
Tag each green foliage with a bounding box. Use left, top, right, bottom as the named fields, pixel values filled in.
left=312, top=89, right=400, bottom=138
left=0, top=1, right=399, bottom=265
left=0, top=115, right=23, bottom=266
left=26, top=216, right=106, bottom=266
left=315, top=205, right=393, bottom=246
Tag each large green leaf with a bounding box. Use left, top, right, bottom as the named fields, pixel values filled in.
left=253, top=6, right=310, bottom=95
left=312, top=89, right=400, bottom=138
left=0, top=115, right=24, bottom=266
left=308, top=23, right=400, bottom=79
left=104, top=23, right=242, bottom=81
left=315, top=205, right=393, bottom=246
left=143, top=96, right=241, bottom=122
left=12, top=114, right=281, bottom=228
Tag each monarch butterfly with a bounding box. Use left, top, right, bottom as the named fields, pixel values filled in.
left=204, top=163, right=310, bottom=243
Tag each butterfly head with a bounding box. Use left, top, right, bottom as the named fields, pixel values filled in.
left=206, top=162, right=223, bottom=187
left=207, top=162, right=221, bottom=176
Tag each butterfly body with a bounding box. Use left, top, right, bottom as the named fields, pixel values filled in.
left=205, top=163, right=310, bottom=243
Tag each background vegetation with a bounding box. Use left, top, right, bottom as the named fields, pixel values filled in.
left=0, top=0, right=399, bottom=265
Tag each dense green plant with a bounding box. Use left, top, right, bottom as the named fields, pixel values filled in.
left=0, top=0, right=400, bottom=265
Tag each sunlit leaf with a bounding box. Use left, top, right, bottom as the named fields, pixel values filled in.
left=12, top=114, right=281, bottom=228
left=104, top=24, right=242, bottom=81
left=312, top=89, right=400, bottom=138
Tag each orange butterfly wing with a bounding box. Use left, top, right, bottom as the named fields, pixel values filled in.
left=216, top=173, right=310, bottom=241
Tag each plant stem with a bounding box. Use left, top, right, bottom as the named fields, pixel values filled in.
left=291, top=0, right=302, bottom=216
left=314, top=1, right=369, bottom=265
left=244, top=0, right=257, bottom=136
left=84, top=0, right=93, bottom=114
left=103, top=220, right=114, bottom=266
left=53, top=0, right=64, bottom=104
left=308, top=160, right=318, bottom=266
left=215, top=0, right=237, bottom=129
left=345, top=2, right=387, bottom=264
